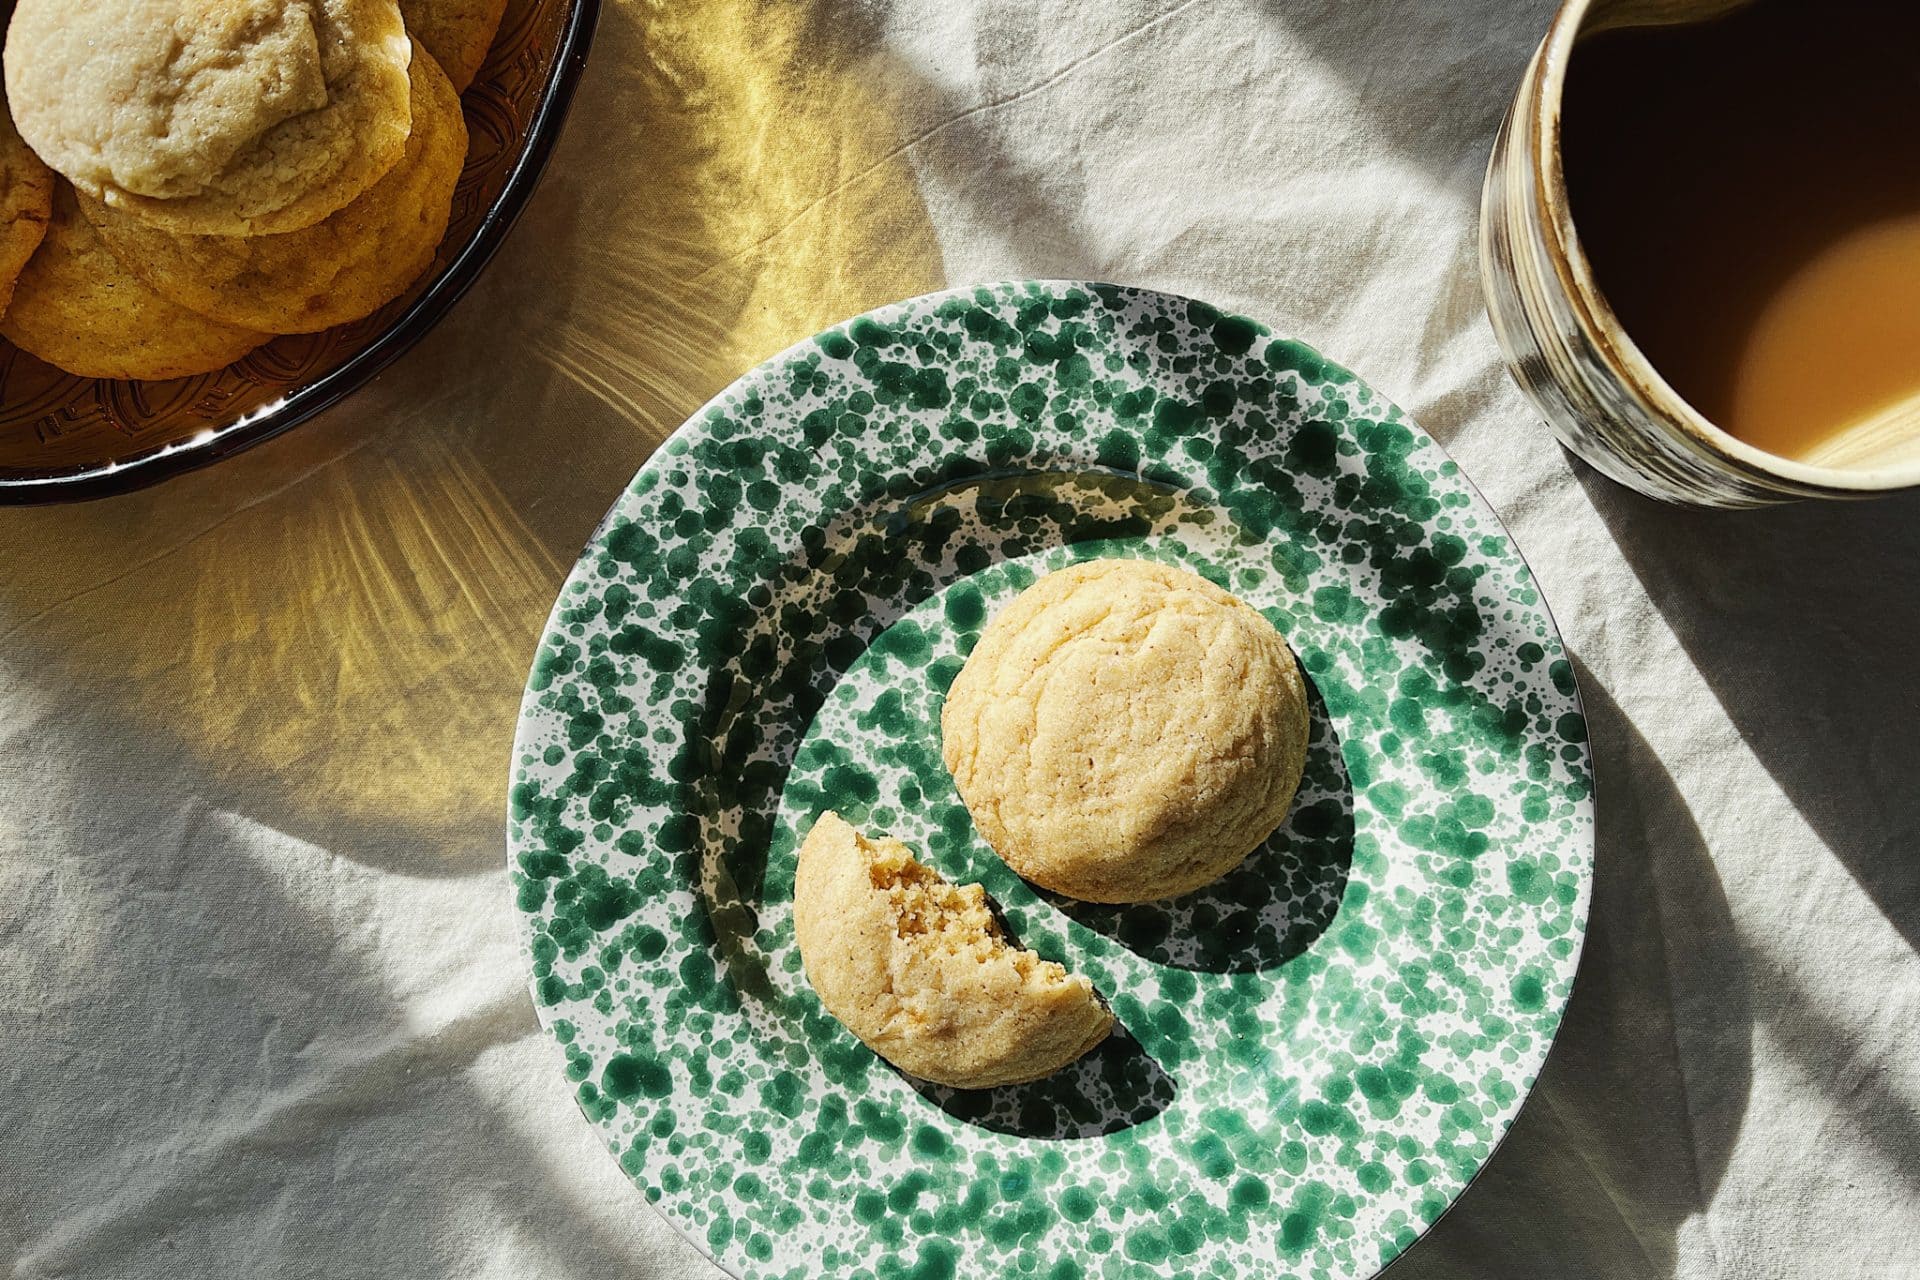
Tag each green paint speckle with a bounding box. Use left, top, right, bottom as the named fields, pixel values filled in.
left=603, top=1053, right=671, bottom=1102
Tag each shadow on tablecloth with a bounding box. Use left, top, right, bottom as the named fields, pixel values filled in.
left=1578, top=469, right=1920, bottom=952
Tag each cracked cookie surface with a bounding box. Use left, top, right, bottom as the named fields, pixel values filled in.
left=78, top=41, right=465, bottom=334
left=942, top=557, right=1309, bottom=903
left=5, top=0, right=412, bottom=235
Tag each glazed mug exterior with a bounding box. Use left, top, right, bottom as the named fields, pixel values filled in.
left=1478, top=0, right=1920, bottom=508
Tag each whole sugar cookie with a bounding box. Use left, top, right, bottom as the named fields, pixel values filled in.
left=0, top=90, right=53, bottom=315
left=5, top=0, right=412, bottom=236
left=80, top=43, right=467, bottom=334
left=400, top=0, right=509, bottom=91
left=942, top=558, right=1309, bottom=904
left=1, top=186, right=269, bottom=381
left=792, top=811, right=1113, bottom=1089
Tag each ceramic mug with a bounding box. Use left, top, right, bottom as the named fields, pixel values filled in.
left=1478, top=0, right=1920, bottom=508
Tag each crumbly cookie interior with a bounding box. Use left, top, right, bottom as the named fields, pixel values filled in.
left=868, top=845, right=1079, bottom=992
left=793, top=810, right=1112, bottom=1088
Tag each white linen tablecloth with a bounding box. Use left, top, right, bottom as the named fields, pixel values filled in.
left=4, top=2, right=1917, bottom=1276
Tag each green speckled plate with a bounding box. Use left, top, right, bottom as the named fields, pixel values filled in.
left=508, top=282, right=1593, bottom=1280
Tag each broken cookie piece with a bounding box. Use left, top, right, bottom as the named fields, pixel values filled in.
left=792, top=811, right=1113, bottom=1089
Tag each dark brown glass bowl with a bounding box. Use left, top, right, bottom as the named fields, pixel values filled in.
left=0, top=0, right=598, bottom=504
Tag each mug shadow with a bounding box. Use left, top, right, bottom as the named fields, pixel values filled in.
left=901, top=1023, right=1177, bottom=1141
left=1048, top=675, right=1355, bottom=974
left=1575, top=465, right=1920, bottom=950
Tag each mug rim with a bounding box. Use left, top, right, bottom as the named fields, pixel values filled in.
left=1529, top=0, right=1920, bottom=494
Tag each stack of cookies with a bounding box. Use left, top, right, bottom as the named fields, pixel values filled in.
left=0, top=0, right=507, bottom=381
